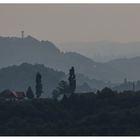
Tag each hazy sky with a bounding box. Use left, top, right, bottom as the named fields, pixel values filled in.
left=0, top=4, right=140, bottom=43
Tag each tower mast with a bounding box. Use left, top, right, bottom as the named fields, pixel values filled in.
left=21, top=31, right=24, bottom=39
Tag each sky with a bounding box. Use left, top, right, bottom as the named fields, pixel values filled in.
left=0, top=4, right=140, bottom=44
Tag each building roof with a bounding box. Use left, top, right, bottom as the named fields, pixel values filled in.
left=0, top=90, right=25, bottom=99
left=12, top=91, right=25, bottom=98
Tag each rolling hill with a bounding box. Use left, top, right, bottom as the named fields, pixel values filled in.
left=0, top=63, right=110, bottom=96
left=0, top=36, right=124, bottom=82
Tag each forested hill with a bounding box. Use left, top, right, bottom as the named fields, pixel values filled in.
left=0, top=63, right=110, bottom=96
left=0, top=63, right=65, bottom=96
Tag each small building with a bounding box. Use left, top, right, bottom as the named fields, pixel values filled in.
left=0, top=90, right=25, bottom=101
left=12, top=91, right=25, bottom=100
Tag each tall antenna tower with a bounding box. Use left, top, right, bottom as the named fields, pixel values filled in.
left=21, top=31, right=24, bottom=39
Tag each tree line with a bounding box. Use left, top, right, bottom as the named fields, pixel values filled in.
left=26, top=66, right=76, bottom=99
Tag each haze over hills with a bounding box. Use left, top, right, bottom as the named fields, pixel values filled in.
left=0, top=36, right=140, bottom=83
left=2, top=4, right=140, bottom=136
left=107, top=57, right=140, bottom=81
left=0, top=36, right=123, bottom=82
left=58, top=41, right=140, bottom=62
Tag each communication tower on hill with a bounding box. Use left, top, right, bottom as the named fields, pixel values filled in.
left=21, top=31, right=24, bottom=39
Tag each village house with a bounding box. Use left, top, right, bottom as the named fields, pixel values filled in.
left=0, top=90, right=25, bottom=101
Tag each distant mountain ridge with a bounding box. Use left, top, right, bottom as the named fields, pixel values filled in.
left=107, top=57, right=140, bottom=81
left=58, top=41, right=140, bottom=62
left=0, top=36, right=123, bottom=82
left=0, top=36, right=140, bottom=82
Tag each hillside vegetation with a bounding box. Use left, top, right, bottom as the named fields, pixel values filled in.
left=0, top=89, right=140, bottom=136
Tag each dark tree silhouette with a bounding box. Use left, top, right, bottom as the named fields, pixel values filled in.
left=52, top=89, right=59, bottom=101
left=58, top=80, right=69, bottom=94
left=35, top=72, right=43, bottom=98
left=26, top=86, right=34, bottom=99
left=97, top=87, right=115, bottom=98
left=62, top=94, right=67, bottom=102
left=68, top=66, right=76, bottom=94
left=1, top=89, right=140, bottom=135
left=52, top=80, right=69, bottom=100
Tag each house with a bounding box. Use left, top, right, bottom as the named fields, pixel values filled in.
left=12, top=91, right=25, bottom=100
left=0, top=90, right=25, bottom=100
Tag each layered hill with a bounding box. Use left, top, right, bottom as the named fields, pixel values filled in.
left=0, top=36, right=124, bottom=82
left=107, top=57, right=140, bottom=81
left=0, top=63, right=65, bottom=97
left=0, top=63, right=110, bottom=96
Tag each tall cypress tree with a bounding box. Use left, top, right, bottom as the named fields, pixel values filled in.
left=68, top=66, right=76, bottom=94
left=35, top=72, right=43, bottom=98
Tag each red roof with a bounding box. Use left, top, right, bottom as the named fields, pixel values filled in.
left=13, top=91, right=25, bottom=98
left=0, top=90, right=25, bottom=99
